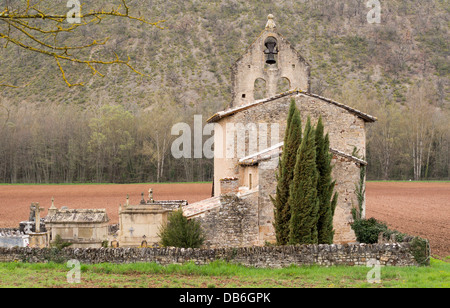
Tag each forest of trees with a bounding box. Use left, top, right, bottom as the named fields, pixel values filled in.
left=0, top=78, right=448, bottom=184
left=0, top=0, right=448, bottom=183
left=337, top=79, right=449, bottom=181
left=0, top=102, right=213, bottom=183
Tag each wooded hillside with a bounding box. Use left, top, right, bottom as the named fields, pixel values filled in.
left=0, top=0, right=448, bottom=183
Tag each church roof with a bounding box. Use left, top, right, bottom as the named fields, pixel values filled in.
left=238, top=142, right=368, bottom=166
left=183, top=196, right=222, bottom=219
left=238, top=142, right=283, bottom=166
left=207, top=90, right=377, bottom=124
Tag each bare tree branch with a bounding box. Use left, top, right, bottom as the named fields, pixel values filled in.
left=0, top=0, right=165, bottom=87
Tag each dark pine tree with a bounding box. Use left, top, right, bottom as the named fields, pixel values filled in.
left=315, top=116, right=338, bottom=244
left=271, top=99, right=302, bottom=245
left=288, top=117, right=319, bottom=245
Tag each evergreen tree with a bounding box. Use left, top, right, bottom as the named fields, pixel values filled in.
left=158, top=209, right=205, bottom=248
left=315, top=117, right=338, bottom=244
left=288, top=118, right=319, bottom=245
left=271, top=99, right=302, bottom=245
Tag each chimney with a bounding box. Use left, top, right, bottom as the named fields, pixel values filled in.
left=220, top=178, right=239, bottom=195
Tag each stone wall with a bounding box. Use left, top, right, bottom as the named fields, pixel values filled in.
left=194, top=194, right=260, bottom=249
left=219, top=178, right=239, bottom=195
left=257, top=158, right=279, bottom=245
left=331, top=156, right=365, bottom=243
left=0, top=243, right=421, bottom=267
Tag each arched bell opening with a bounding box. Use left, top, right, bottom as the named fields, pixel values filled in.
left=264, top=37, right=278, bottom=67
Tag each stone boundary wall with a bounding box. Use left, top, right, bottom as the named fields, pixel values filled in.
left=195, top=194, right=260, bottom=249
left=0, top=243, right=420, bottom=267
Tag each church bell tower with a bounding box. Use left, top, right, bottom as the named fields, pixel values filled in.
left=231, top=15, right=311, bottom=108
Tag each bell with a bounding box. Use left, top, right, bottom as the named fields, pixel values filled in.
left=266, top=53, right=276, bottom=65
left=264, top=37, right=278, bottom=65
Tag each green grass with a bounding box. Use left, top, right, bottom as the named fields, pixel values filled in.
left=367, top=180, right=450, bottom=183
left=1, top=181, right=448, bottom=186
left=0, top=259, right=448, bottom=288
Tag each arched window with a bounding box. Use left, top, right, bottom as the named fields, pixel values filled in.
left=277, top=77, right=291, bottom=93
left=254, top=78, right=267, bottom=100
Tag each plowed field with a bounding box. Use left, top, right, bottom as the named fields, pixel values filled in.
left=0, top=182, right=448, bottom=257
left=365, top=182, right=449, bottom=258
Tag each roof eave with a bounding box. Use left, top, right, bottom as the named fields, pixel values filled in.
left=207, top=90, right=378, bottom=124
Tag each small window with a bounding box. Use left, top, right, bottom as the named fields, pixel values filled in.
left=249, top=174, right=253, bottom=190
left=242, top=94, right=246, bottom=98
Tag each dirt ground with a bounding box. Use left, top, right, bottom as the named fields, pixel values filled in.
left=0, top=183, right=212, bottom=228
left=0, top=182, right=448, bottom=257
left=365, top=182, right=449, bottom=258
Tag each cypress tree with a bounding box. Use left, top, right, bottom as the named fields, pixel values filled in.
left=271, top=99, right=302, bottom=245
left=315, top=117, right=338, bottom=244
left=288, top=117, right=319, bottom=245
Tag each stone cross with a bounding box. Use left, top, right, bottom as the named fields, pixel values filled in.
left=148, top=188, right=154, bottom=203
left=30, top=203, right=45, bottom=233
left=48, top=197, right=58, bottom=217
left=265, top=14, right=276, bottom=30
left=128, top=227, right=135, bottom=237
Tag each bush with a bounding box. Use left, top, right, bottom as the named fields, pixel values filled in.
left=352, top=217, right=409, bottom=244
left=351, top=218, right=389, bottom=244
left=158, top=209, right=205, bottom=248
left=410, top=237, right=431, bottom=266
left=51, top=234, right=73, bottom=250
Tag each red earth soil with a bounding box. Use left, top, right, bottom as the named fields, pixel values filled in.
left=0, top=183, right=212, bottom=228
left=0, top=182, right=448, bottom=257
left=365, top=182, right=449, bottom=259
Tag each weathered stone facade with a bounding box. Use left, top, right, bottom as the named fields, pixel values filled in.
left=191, top=16, right=377, bottom=247
left=231, top=15, right=310, bottom=108
left=205, top=91, right=374, bottom=245
left=0, top=243, right=423, bottom=267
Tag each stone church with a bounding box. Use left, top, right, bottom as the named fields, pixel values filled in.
left=183, top=15, right=377, bottom=247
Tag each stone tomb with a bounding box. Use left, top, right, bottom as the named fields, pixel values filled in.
left=0, top=229, right=29, bottom=248
left=45, top=208, right=110, bottom=248
left=117, top=191, right=188, bottom=247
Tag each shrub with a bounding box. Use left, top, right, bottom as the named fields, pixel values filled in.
left=352, top=217, right=411, bottom=245
left=51, top=234, right=73, bottom=250
left=158, top=209, right=205, bottom=248
left=351, top=218, right=389, bottom=244
left=410, top=237, right=431, bottom=266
